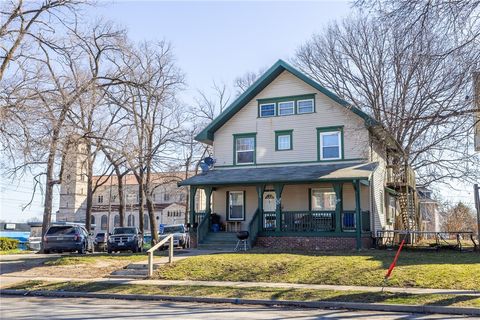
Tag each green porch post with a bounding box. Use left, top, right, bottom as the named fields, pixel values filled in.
left=189, top=186, right=197, bottom=226
left=353, top=180, right=362, bottom=250
left=204, top=186, right=213, bottom=215
left=274, top=184, right=284, bottom=232
left=333, top=183, right=343, bottom=233
left=256, top=185, right=265, bottom=212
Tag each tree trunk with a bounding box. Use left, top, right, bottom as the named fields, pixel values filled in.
left=85, top=141, right=93, bottom=232
left=146, top=196, right=158, bottom=245
left=138, top=170, right=144, bottom=234
left=116, top=170, right=125, bottom=228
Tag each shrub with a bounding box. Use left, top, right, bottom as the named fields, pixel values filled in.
left=0, top=237, right=19, bottom=251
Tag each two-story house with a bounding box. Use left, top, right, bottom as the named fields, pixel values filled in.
left=180, top=60, right=414, bottom=250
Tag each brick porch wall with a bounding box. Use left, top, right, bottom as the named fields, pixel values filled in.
left=255, top=236, right=373, bottom=250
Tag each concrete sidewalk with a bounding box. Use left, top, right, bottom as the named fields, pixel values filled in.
left=1, top=275, right=478, bottom=296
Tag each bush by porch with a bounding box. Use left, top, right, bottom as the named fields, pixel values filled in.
left=154, top=250, right=480, bottom=290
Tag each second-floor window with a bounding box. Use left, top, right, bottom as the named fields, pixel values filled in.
left=98, top=195, right=104, bottom=203
left=275, top=130, right=293, bottom=151
left=234, top=134, right=256, bottom=165
left=318, top=127, right=343, bottom=160
left=164, top=193, right=170, bottom=202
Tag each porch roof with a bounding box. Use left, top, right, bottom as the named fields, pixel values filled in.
left=179, top=162, right=378, bottom=186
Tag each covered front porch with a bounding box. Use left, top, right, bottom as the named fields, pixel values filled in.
left=180, top=162, right=377, bottom=250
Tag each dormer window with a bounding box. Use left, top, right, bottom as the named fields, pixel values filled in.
left=259, top=103, right=275, bottom=117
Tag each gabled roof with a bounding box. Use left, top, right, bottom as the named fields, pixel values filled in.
left=195, top=59, right=380, bottom=144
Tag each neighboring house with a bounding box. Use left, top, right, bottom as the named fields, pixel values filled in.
left=417, top=187, right=441, bottom=234
left=180, top=60, right=416, bottom=250
left=0, top=222, right=42, bottom=250
left=56, top=144, right=202, bottom=234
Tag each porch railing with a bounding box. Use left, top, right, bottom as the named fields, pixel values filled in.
left=261, top=210, right=371, bottom=233
left=342, top=211, right=371, bottom=232
left=194, top=211, right=207, bottom=224
left=282, top=211, right=335, bottom=232
left=248, top=208, right=261, bottom=247
left=196, top=212, right=210, bottom=245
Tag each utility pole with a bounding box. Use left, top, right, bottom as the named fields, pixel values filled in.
left=474, top=184, right=480, bottom=241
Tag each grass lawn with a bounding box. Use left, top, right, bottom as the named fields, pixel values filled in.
left=6, top=280, right=480, bottom=308
left=0, top=249, right=35, bottom=255
left=154, top=250, right=480, bottom=290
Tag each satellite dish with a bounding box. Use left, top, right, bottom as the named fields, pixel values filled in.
left=199, top=157, right=216, bottom=174
left=199, top=162, right=210, bottom=173
left=204, top=157, right=215, bottom=166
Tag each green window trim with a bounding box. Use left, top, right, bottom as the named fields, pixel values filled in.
left=233, top=133, right=257, bottom=166
left=275, top=130, right=293, bottom=151
left=317, top=126, right=344, bottom=161
left=257, top=94, right=316, bottom=118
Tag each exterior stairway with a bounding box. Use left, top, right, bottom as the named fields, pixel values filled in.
left=108, top=262, right=158, bottom=279
left=197, top=232, right=238, bottom=251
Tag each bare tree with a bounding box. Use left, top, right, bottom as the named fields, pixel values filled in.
left=442, top=202, right=477, bottom=232
left=295, top=13, right=480, bottom=187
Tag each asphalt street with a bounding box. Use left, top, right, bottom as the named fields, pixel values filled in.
left=0, top=295, right=476, bottom=320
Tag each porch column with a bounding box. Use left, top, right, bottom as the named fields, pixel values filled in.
left=333, top=182, right=343, bottom=233
left=189, top=186, right=197, bottom=226
left=274, top=184, right=284, bottom=232
left=204, top=186, right=213, bottom=215
left=256, top=184, right=265, bottom=212
left=353, top=180, right=362, bottom=250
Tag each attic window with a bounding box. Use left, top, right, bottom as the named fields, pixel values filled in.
left=259, top=103, right=275, bottom=117
left=297, top=99, right=314, bottom=113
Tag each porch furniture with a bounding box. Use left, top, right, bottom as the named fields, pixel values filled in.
left=226, top=221, right=242, bottom=232
left=234, top=231, right=250, bottom=252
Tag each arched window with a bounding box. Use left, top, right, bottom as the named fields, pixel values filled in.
left=101, top=215, right=107, bottom=230
left=127, top=214, right=135, bottom=227
left=143, top=214, right=150, bottom=230
left=90, top=215, right=95, bottom=226
left=114, top=215, right=120, bottom=227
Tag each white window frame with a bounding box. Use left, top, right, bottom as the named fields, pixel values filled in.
left=259, top=103, right=276, bottom=117
left=228, top=191, right=245, bottom=221
left=235, top=136, right=255, bottom=165
left=278, top=101, right=295, bottom=116
left=277, top=134, right=291, bottom=151
left=319, top=131, right=342, bottom=160
left=311, top=188, right=337, bottom=211
left=297, top=99, right=314, bottom=114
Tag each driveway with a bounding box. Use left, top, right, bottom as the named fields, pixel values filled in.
left=0, top=296, right=467, bottom=320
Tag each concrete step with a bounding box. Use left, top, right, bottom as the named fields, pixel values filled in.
left=108, top=268, right=148, bottom=278
left=125, top=264, right=159, bottom=270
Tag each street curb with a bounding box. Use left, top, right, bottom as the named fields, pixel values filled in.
left=1, top=289, right=479, bottom=316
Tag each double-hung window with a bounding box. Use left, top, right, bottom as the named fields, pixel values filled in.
left=311, top=188, right=336, bottom=211
left=275, top=130, right=293, bottom=151
left=234, top=134, right=256, bottom=165
left=259, top=103, right=275, bottom=117
left=318, top=127, right=343, bottom=160
left=297, top=99, right=314, bottom=114
left=278, top=101, right=294, bottom=116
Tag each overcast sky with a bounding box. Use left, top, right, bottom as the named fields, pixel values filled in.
left=0, top=1, right=475, bottom=222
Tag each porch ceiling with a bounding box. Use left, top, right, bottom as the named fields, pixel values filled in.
left=179, top=162, right=378, bottom=186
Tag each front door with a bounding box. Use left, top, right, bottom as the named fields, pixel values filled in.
left=263, top=191, right=276, bottom=212
left=228, top=191, right=244, bottom=221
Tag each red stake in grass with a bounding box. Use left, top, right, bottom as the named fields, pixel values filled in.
left=382, top=238, right=406, bottom=292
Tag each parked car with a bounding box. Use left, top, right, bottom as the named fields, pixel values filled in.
left=43, top=224, right=94, bottom=254
left=94, top=232, right=107, bottom=251
left=107, top=227, right=143, bottom=253
left=159, top=224, right=190, bottom=249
